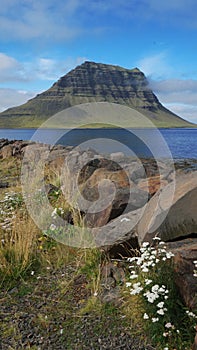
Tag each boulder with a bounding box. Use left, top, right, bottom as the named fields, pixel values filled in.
left=137, top=172, right=197, bottom=244
left=82, top=167, right=130, bottom=189
left=100, top=261, right=125, bottom=305
left=94, top=207, right=143, bottom=252
left=0, top=144, right=13, bottom=158
left=137, top=175, right=168, bottom=196
left=84, top=202, right=113, bottom=228
left=123, top=161, right=146, bottom=182
left=81, top=167, right=148, bottom=227
left=110, top=152, right=125, bottom=162
left=166, top=239, right=197, bottom=311
left=62, top=153, right=148, bottom=228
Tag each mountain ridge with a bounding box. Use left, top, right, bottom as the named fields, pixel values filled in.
left=0, top=61, right=194, bottom=128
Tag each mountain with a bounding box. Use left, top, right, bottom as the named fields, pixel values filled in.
left=0, top=61, right=194, bottom=128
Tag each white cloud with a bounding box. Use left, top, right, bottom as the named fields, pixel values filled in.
left=0, top=53, right=26, bottom=82
left=0, top=0, right=82, bottom=41
left=165, top=104, right=197, bottom=124
left=150, top=78, right=197, bottom=105
left=150, top=78, right=197, bottom=123
left=32, top=56, right=86, bottom=81
left=0, top=53, right=86, bottom=82
left=0, top=88, right=36, bottom=111
left=138, top=52, right=173, bottom=79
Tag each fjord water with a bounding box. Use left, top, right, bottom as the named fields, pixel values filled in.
left=0, top=128, right=196, bottom=159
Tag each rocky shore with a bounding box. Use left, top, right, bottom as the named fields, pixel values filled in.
left=0, top=138, right=197, bottom=348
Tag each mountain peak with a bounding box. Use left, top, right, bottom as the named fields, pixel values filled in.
left=79, top=61, right=143, bottom=73
left=0, top=61, right=192, bottom=128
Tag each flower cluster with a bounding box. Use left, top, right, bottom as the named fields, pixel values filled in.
left=127, top=237, right=174, bottom=322
left=126, top=237, right=197, bottom=349
left=126, top=237, right=189, bottom=349
left=51, top=207, right=64, bottom=219
left=0, top=191, right=24, bottom=232
left=193, top=260, right=197, bottom=278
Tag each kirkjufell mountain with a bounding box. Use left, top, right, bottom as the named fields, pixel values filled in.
left=0, top=61, right=193, bottom=128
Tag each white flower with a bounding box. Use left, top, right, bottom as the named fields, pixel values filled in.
left=166, top=252, right=174, bottom=259
left=152, top=317, right=159, bottom=323
left=126, top=282, right=132, bottom=287
left=142, top=242, right=150, bottom=247
left=145, top=279, right=152, bottom=285
left=152, top=284, right=159, bottom=292
left=165, top=322, right=172, bottom=328
left=164, top=347, right=169, bottom=350
left=143, top=313, right=149, bottom=319
left=60, top=329, right=63, bottom=335
left=158, top=286, right=166, bottom=293
left=130, top=287, right=143, bottom=295
left=163, top=332, right=168, bottom=337
left=133, top=282, right=141, bottom=287
left=157, top=308, right=165, bottom=315
left=186, top=310, right=197, bottom=318
left=31, top=270, right=35, bottom=276
left=130, top=282, right=143, bottom=295
left=128, top=257, right=136, bottom=262
left=157, top=301, right=164, bottom=308
left=153, top=236, right=161, bottom=241
left=151, top=250, right=157, bottom=256
left=50, top=223, right=56, bottom=231
left=59, top=207, right=64, bottom=214
left=142, top=267, right=149, bottom=273
left=130, top=274, right=138, bottom=279
left=144, top=291, right=159, bottom=303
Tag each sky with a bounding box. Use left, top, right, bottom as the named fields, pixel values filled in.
left=0, top=0, right=197, bottom=123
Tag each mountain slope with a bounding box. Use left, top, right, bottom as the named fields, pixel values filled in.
left=0, top=61, right=193, bottom=128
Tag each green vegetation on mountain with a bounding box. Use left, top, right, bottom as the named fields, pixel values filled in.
left=0, top=61, right=195, bottom=128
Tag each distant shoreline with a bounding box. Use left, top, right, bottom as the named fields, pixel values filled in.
left=0, top=125, right=196, bottom=130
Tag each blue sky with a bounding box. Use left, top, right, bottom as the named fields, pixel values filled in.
left=0, top=0, right=197, bottom=123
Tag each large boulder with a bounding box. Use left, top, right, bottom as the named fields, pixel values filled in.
left=0, top=144, right=13, bottom=158
left=166, top=239, right=197, bottom=311
left=93, top=207, right=143, bottom=252
left=137, top=171, right=197, bottom=244
left=62, top=153, right=148, bottom=226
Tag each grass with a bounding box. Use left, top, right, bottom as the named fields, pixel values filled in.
left=0, top=156, right=196, bottom=349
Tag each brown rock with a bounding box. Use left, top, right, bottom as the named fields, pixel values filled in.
left=1, top=144, right=13, bottom=158
left=84, top=203, right=113, bottom=228
left=166, top=239, right=197, bottom=310
left=137, top=175, right=168, bottom=196
left=137, top=171, right=197, bottom=244
left=193, top=326, right=197, bottom=350
left=94, top=207, right=143, bottom=251
left=83, top=168, right=130, bottom=189
left=100, top=262, right=125, bottom=304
